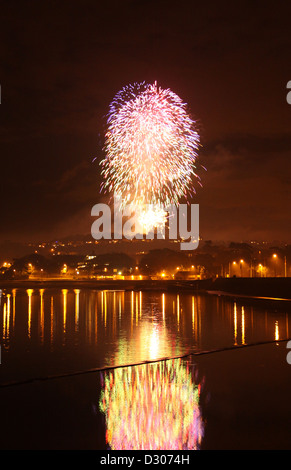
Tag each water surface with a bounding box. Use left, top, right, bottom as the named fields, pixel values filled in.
left=1, top=287, right=290, bottom=449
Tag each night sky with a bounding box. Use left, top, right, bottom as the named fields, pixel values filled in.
left=1, top=0, right=291, bottom=244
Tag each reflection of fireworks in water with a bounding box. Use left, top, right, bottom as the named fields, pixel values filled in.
left=100, top=82, right=201, bottom=232
left=99, top=359, right=204, bottom=450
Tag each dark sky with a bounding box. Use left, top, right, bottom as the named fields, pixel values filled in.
left=1, top=0, right=291, bottom=244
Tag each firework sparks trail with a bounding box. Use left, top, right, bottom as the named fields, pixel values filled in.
left=100, top=82, right=201, bottom=232
left=99, top=359, right=204, bottom=450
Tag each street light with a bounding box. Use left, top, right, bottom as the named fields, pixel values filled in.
left=272, top=254, right=277, bottom=277
left=240, top=259, right=244, bottom=277
left=61, top=264, right=67, bottom=274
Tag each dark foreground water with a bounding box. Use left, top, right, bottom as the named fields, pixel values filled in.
left=0, top=287, right=291, bottom=449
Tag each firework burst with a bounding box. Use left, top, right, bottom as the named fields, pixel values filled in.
left=100, top=82, right=201, bottom=231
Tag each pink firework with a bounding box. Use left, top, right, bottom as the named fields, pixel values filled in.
left=100, top=81, right=201, bottom=208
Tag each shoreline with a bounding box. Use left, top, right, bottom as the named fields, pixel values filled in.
left=1, top=277, right=291, bottom=302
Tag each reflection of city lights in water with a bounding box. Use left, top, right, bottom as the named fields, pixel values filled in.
left=39, top=289, right=44, bottom=343
left=149, top=326, right=159, bottom=359
left=27, top=289, right=33, bottom=339
left=62, top=289, right=68, bottom=334
left=112, top=319, right=183, bottom=367
left=234, top=302, right=237, bottom=346
left=12, top=289, right=16, bottom=328
left=275, top=320, right=279, bottom=341
left=99, top=359, right=204, bottom=450
left=3, top=303, right=7, bottom=338
left=6, top=294, right=10, bottom=338
left=74, top=289, right=80, bottom=331
left=241, top=306, right=245, bottom=345
left=50, top=296, right=54, bottom=346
